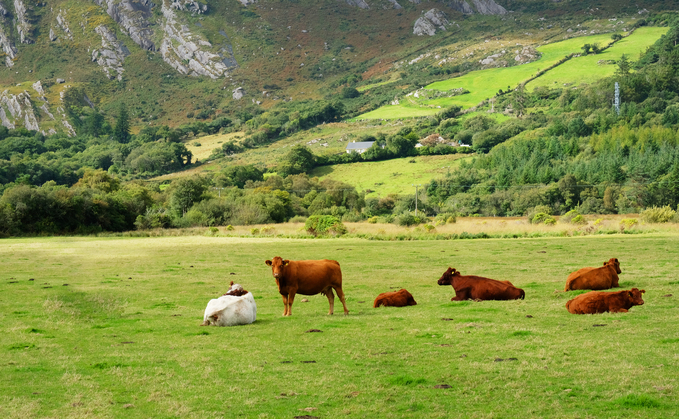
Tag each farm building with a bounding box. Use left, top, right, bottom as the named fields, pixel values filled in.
left=346, top=141, right=383, bottom=154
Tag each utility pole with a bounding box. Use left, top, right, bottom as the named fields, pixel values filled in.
left=412, top=184, right=421, bottom=216
left=614, top=82, right=620, bottom=115
left=214, top=187, right=224, bottom=197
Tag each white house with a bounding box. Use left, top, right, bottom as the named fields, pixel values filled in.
left=346, top=141, right=385, bottom=154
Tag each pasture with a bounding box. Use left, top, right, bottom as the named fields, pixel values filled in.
left=309, top=154, right=470, bottom=196
left=1, top=234, right=678, bottom=418
left=357, top=28, right=667, bottom=120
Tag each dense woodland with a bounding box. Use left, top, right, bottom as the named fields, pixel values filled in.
left=2, top=15, right=679, bottom=235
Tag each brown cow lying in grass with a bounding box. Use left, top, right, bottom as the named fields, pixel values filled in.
left=565, top=258, right=621, bottom=291
left=265, top=256, right=348, bottom=316
left=437, top=268, right=525, bottom=301
left=566, top=288, right=645, bottom=314
left=374, top=289, right=417, bottom=308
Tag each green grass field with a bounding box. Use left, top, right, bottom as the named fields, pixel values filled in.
left=309, top=154, right=471, bottom=196
left=1, top=233, right=678, bottom=418
left=527, top=27, right=669, bottom=90
left=358, top=28, right=667, bottom=120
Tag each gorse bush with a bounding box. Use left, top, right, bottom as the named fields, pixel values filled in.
left=640, top=206, right=677, bottom=223
left=532, top=213, right=556, bottom=225
left=305, top=215, right=347, bottom=236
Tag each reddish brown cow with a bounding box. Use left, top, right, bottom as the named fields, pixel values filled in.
left=373, top=289, right=417, bottom=308
left=566, top=288, right=645, bottom=314
left=437, top=268, right=525, bottom=301
left=265, top=257, right=348, bottom=316
left=565, top=258, right=621, bottom=291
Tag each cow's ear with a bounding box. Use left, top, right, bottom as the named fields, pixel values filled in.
left=603, top=262, right=607, bottom=266
left=628, top=291, right=633, bottom=297
left=283, top=259, right=290, bottom=266
left=265, top=260, right=272, bottom=266
left=641, top=289, right=646, bottom=294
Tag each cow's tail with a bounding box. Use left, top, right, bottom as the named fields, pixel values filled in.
left=519, top=289, right=525, bottom=300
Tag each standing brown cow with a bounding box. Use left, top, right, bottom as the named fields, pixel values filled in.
left=437, top=268, right=525, bottom=301
left=265, top=256, right=349, bottom=316
left=566, top=288, right=645, bottom=314
left=565, top=258, right=621, bottom=291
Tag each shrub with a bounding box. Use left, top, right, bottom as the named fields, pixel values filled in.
left=560, top=209, right=583, bottom=224
left=288, top=215, right=307, bottom=223
left=226, top=225, right=234, bottom=231
left=435, top=212, right=457, bottom=224
left=367, top=216, right=379, bottom=224
left=527, top=205, right=551, bottom=223
left=423, top=224, right=436, bottom=232
left=250, top=228, right=260, bottom=235
left=620, top=218, right=638, bottom=229
left=305, top=215, right=347, bottom=236
left=532, top=213, right=556, bottom=225
left=394, top=213, right=427, bottom=227
left=640, top=206, right=676, bottom=223
left=261, top=226, right=276, bottom=235
left=208, top=227, right=219, bottom=235
left=571, top=215, right=586, bottom=224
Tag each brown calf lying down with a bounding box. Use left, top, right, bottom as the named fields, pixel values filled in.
left=437, top=268, right=525, bottom=301
left=565, top=258, right=621, bottom=291
left=265, top=256, right=348, bottom=316
left=566, top=288, right=645, bottom=314
left=374, top=289, right=417, bottom=308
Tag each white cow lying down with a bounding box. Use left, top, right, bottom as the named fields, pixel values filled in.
left=201, top=283, right=257, bottom=326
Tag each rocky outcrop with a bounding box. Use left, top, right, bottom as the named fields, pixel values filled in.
left=445, top=0, right=474, bottom=14
left=170, top=0, right=207, bottom=13
left=92, top=0, right=156, bottom=51
left=92, top=25, right=130, bottom=81
left=13, top=0, right=33, bottom=44
left=386, top=0, right=402, bottom=9
left=471, top=0, right=506, bottom=15
left=514, top=46, right=539, bottom=64
left=0, top=90, right=39, bottom=131
left=159, top=1, right=235, bottom=79
left=443, top=0, right=505, bottom=15
left=54, top=10, right=74, bottom=40
left=238, top=0, right=256, bottom=5
left=413, top=9, right=450, bottom=36
left=340, top=0, right=369, bottom=9
left=233, top=87, right=245, bottom=100
left=0, top=25, right=16, bottom=67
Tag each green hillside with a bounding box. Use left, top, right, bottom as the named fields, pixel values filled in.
left=357, top=26, right=668, bottom=120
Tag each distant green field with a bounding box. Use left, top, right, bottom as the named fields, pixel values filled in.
left=528, top=27, right=669, bottom=90
left=309, top=154, right=471, bottom=196
left=358, top=28, right=667, bottom=120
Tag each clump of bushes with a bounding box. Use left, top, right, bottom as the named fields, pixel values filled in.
left=532, top=213, right=556, bottom=225
left=435, top=212, right=457, bottom=225
left=305, top=215, right=347, bottom=236
left=527, top=205, right=552, bottom=224
left=640, top=205, right=677, bottom=223
left=560, top=209, right=586, bottom=224
left=394, top=213, right=426, bottom=227
left=620, top=218, right=638, bottom=230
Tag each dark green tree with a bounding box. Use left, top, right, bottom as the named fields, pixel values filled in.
left=278, top=145, right=315, bottom=177
left=113, top=104, right=131, bottom=144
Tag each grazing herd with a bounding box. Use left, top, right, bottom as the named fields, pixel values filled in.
left=202, top=255, right=647, bottom=326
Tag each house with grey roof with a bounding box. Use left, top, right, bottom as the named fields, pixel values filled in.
left=345, top=141, right=383, bottom=154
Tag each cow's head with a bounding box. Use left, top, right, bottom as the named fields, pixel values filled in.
left=265, top=256, right=290, bottom=279
left=627, top=288, right=645, bottom=306
left=606, top=258, right=622, bottom=274
left=437, top=267, right=459, bottom=286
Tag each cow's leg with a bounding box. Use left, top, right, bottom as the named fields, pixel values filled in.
left=281, top=294, right=289, bottom=316
left=611, top=308, right=628, bottom=313
left=324, top=288, right=335, bottom=315
left=287, top=290, right=297, bottom=316
left=452, top=287, right=471, bottom=301
left=335, top=286, right=349, bottom=315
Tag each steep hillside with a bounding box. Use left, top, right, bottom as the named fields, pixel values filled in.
left=0, top=0, right=672, bottom=135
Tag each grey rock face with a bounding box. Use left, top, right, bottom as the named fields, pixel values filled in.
left=171, top=0, right=207, bottom=13
left=0, top=90, right=39, bottom=131
left=414, top=9, right=450, bottom=36
left=233, top=87, right=245, bottom=100
left=56, top=78, right=65, bottom=83
left=238, top=0, right=255, bottom=5
left=159, top=1, right=234, bottom=79
left=92, top=0, right=156, bottom=51
left=471, top=0, right=507, bottom=15
left=55, top=10, right=74, bottom=40
left=13, top=0, right=33, bottom=44
left=32, top=81, right=45, bottom=96
left=445, top=0, right=474, bottom=14
left=92, top=25, right=130, bottom=81
left=0, top=24, right=17, bottom=67
left=341, top=0, right=369, bottom=9
left=386, top=0, right=402, bottom=9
